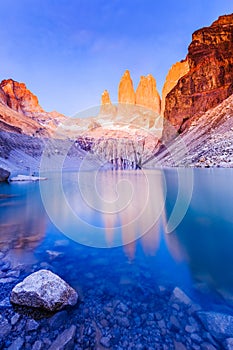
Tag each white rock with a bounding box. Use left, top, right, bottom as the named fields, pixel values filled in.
left=10, top=270, right=78, bottom=312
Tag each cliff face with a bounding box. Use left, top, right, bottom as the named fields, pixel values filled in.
left=161, top=61, right=189, bottom=115
left=0, top=79, right=44, bottom=116
left=0, top=79, right=65, bottom=136
left=164, top=14, right=233, bottom=138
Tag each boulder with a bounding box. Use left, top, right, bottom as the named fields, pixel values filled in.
left=197, top=311, right=233, bottom=340
left=0, top=167, right=10, bottom=182
left=10, top=269, right=78, bottom=312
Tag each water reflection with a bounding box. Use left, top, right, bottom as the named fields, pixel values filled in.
left=0, top=183, right=46, bottom=267
left=39, top=170, right=166, bottom=248
left=1, top=169, right=233, bottom=297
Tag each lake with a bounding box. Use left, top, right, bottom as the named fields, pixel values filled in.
left=0, top=169, right=233, bottom=349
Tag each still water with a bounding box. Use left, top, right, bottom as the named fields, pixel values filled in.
left=1, top=169, right=233, bottom=312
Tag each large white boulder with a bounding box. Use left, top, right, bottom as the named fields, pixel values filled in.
left=10, top=270, right=78, bottom=312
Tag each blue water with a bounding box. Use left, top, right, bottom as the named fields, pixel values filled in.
left=1, top=168, right=233, bottom=312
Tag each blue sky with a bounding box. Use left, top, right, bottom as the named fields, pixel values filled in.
left=0, top=0, right=233, bottom=116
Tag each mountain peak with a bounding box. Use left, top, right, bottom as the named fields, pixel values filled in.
left=101, top=90, right=112, bottom=105
left=212, top=13, right=233, bottom=26
left=0, top=79, right=44, bottom=116
left=135, top=74, right=161, bottom=113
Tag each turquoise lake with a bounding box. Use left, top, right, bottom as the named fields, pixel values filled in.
left=1, top=169, right=233, bottom=306
left=1, top=169, right=233, bottom=348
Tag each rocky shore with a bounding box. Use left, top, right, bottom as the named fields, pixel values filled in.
left=0, top=238, right=233, bottom=350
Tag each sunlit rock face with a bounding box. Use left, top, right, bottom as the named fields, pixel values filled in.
left=100, top=89, right=117, bottom=116
left=136, top=74, right=161, bottom=114
left=91, top=70, right=162, bottom=169
left=161, top=61, right=189, bottom=115
left=0, top=79, right=65, bottom=136
left=163, top=14, right=233, bottom=140
left=0, top=79, right=44, bottom=116
left=101, top=89, right=111, bottom=105
left=118, top=70, right=136, bottom=105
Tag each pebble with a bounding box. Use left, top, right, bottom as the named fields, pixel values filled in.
left=11, top=313, right=21, bottom=326
left=201, top=342, right=217, bottom=350
left=117, top=316, right=130, bottom=327
left=7, top=337, right=24, bottom=350
left=26, top=319, right=40, bottom=331
left=0, top=316, right=11, bottom=337
left=32, top=340, right=43, bottom=350
left=6, top=270, right=20, bottom=278
left=174, top=340, right=186, bottom=350
left=48, top=310, right=68, bottom=330
left=185, top=325, right=197, bottom=333
left=1, top=262, right=11, bottom=272
left=100, top=336, right=112, bottom=348
left=190, top=333, right=203, bottom=343
left=0, top=277, right=16, bottom=283
left=169, top=315, right=181, bottom=330
left=0, top=297, right=11, bottom=307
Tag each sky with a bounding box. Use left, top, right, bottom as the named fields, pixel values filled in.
left=0, top=0, right=233, bottom=116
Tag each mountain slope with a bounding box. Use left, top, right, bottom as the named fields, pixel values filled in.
left=146, top=94, right=233, bottom=168
left=0, top=79, right=65, bottom=136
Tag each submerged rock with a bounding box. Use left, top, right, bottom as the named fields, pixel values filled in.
left=197, top=311, right=233, bottom=340
left=10, top=269, right=78, bottom=312
left=48, top=325, right=76, bottom=350
left=8, top=337, right=24, bottom=350
left=170, top=287, right=192, bottom=306
left=224, top=338, right=233, bottom=350
left=0, top=167, right=10, bottom=182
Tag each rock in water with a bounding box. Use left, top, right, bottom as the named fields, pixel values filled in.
left=48, top=325, right=76, bottom=350
left=170, top=287, right=192, bottom=305
left=0, top=167, right=10, bottom=182
left=197, top=311, right=233, bottom=340
left=10, top=270, right=78, bottom=312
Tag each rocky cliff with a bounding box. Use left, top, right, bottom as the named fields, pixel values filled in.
left=163, top=14, right=233, bottom=139
left=161, top=61, right=189, bottom=115
left=0, top=79, right=65, bottom=136
left=147, top=94, right=233, bottom=168
left=0, top=79, right=44, bottom=116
